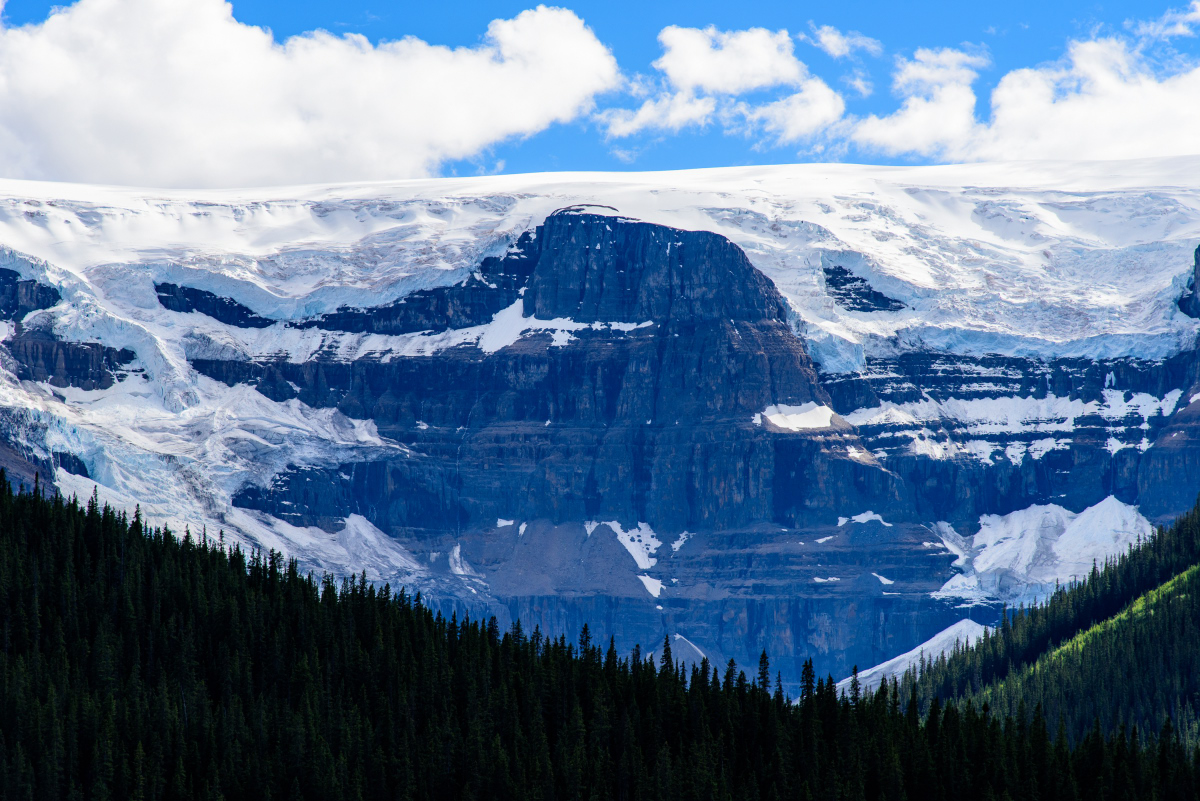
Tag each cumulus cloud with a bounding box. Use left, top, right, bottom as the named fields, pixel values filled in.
left=600, top=24, right=844, bottom=142
left=853, top=48, right=988, bottom=156
left=596, top=92, right=716, bottom=138
left=804, top=24, right=883, bottom=59
left=600, top=2, right=1200, bottom=166
left=15, top=0, right=1194, bottom=178
left=736, top=81, right=846, bottom=144
left=0, top=0, right=619, bottom=187
left=854, top=36, right=1200, bottom=162
left=654, top=26, right=806, bottom=94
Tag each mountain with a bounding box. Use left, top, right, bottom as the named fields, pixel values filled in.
left=0, top=158, right=1199, bottom=687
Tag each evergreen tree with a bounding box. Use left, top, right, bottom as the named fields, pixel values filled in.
left=0, top=471, right=1196, bottom=800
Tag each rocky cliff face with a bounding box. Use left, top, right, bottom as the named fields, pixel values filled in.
left=156, top=282, right=276, bottom=328
left=1, top=165, right=1199, bottom=688
left=219, top=211, right=858, bottom=534
left=823, top=351, right=1200, bottom=528
left=0, top=266, right=134, bottom=391
left=1178, top=245, right=1200, bottom=318
left=140, top=207, right=1200, bottom=684
left=0, top=268, right=59, bottom=319
left=142, top=209, right=956, bottom=682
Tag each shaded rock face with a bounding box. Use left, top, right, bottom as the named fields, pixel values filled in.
left=160, top=234, right=539, bottom=337
left=300, top=237, right=536, bottom=335
left=0, top=270, right=120, bottom=485
left=0, top=437, right=45, bottom=491
left=1178, top=245, right=1200, bottom=318
left=0, top=268, right=60, bottom=319
left=822, top=265, right=904, bottom=312
left=156, top=282, right=275, bottom=329
left=1133, top=394, right=1200, bottom=521
left=7, top=332, right=135, bottom=391
left=822, top=350, right=1200, bottom=529
left=523, top=213, right=789, bottom=323
left=0, top=270, right=134, bottom=391
left=440, top=519, right=963, bottom=684
left=224, top=211, right=876, bottom=535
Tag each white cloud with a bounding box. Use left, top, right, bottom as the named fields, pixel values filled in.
left=654, top=26, right=806, bottom=94
left=893, top=47, right=990, bottom=92
left=601, top=24, right=846, bottom=143
left=805, top=24, right=883, bottom=59
left=0, top=0, right=619, bottom=187
left=854, top=37, right=1200, bottom=162
left=1131, top=1, right=1200, bottom=39
left=737, top=80, right=846, bottom=144
left=597, top=92, right=716, bottom=137
left=843, top=70, right=873, bottom=97
left=853, top=48, right=988, bottom=157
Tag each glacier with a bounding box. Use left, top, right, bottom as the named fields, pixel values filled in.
left=0, top=157, right=1198, bottom=688
left=933, top=495, right=1154, bottom=605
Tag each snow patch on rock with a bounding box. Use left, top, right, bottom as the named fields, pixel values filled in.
left=762, top=402, right=837, bottom=431
left=847, top=391, right=1183, bottom=463
left=672, top=634, right=707, bottom=663
left=637, top=574, right=663, bottom=598
left=838, top=619, right=988, bottom=692
left=592, top=520, right=663, bottom=570
left=846, top=391, right=1183, bottom=439
left=670, top=531, right=694, bottom=552
left=837, top=511, right=893, bottom=527
left=934, top=495, right=1153, bottom=604
left=448, top=544, right=480, bottom=577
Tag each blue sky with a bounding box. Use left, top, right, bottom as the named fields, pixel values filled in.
left=0, top=0, right=1197, bottom=186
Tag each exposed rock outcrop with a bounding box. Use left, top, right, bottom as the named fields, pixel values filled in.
left=227, top=211, right=875, bottom=534
left=0, top=272, right=134, bottom=390
left=300, top=233, right=538, bottom=334
left=155, top=282, right=276, bottom=328
left=0, top=268, right=60, bottom=319
left=1178, top=245, right=1200, bottom=318
left=822, top=265, right=905, bottom=312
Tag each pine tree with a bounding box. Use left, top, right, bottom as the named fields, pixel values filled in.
left=0, top=475, right=1194, bottom=801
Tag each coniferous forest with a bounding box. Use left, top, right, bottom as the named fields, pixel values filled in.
left=902, top=501, right=1200, bottom=744
left=3, top=473, right=1200, bottom=800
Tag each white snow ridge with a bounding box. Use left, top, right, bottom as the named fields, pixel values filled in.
left=934, top=496, right=1152, bottom=604
left=839, top=619, right=988, bottom=693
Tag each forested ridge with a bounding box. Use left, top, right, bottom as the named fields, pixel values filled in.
left=902, top=499, right=1200, bottom=748
left=2, top=474, right=1200, bottom=800
left=969, top=561, right=1200, bottom=744
left=905, top=501, right=1200, bottom=699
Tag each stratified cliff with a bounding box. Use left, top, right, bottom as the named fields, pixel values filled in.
left=1, top=162, right=1198, bottom=686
